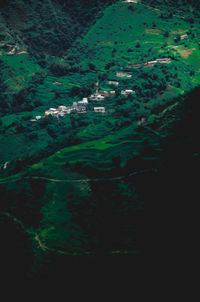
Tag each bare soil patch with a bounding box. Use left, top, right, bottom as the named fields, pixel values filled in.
left=145, top=28, right=161, bottom=34
left=178, top=48, right=194, bottom=58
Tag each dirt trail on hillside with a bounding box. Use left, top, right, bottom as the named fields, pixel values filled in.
left=0, top=168, right=158, bottom=185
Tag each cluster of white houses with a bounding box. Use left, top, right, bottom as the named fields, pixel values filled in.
left=40, top=94, right=106, bottom=119
left=45, top=99, right=89, bottom=118
left=30, top=78, right=136, bottom=121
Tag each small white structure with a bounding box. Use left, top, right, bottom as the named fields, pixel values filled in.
left=137, top=117, right=146, bottom=126
left=116, top=72, right=132, bottom=78
left=181, top=34, right=187, bottom=40
left=3, top=162, right=9, bottom=170
left=45, top=110, right=52, bottom=116
left=35, top=116, right=42, bottom=120
left=8, top=47, right=17, bottom=55
left=49, top=108, right=57, bottom=111
left=78, top=99, right=88, bottom=105
left=53, top=81, right=62, bottom=85
left=156, top=58, right=171, bottom=63
left=124, top=0, right=139, bottom=3
left=147, top=60, right=158, bottom=65
left=108, top=80, right=119, bottom=86
left=121, top=89, right=135, bottom=95
left=99, top=90, right=116, bottom=96
left=18, top=50, right=28, bottom=55
left=94, top=107, right=106, bottom=113
left=59, top=105, right=67, bottom=110
left=89, top=93, right=105, bottom=101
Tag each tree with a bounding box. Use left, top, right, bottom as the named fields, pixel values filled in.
left=163, top=30, right=169, bottom=37
left=174, top=34, right=181, bottom=43
left=88, top=63, right=96, bottom=70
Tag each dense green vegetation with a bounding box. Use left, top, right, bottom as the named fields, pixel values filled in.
left=1, top=0, right=200, bottom=279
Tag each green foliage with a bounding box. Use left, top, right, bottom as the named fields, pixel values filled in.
left=1, top=0, right=200, bottom=274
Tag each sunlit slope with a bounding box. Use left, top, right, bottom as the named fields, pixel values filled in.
left=0, top=53, right=41, bottom=93
left=81, top=0, right=200, bottom=76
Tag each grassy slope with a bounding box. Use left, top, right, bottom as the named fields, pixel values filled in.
left=1, top=0, right=200, bottom=255
left=27, top=0, right=200, bottom=110
left=0, top=54, right=41, bottom=93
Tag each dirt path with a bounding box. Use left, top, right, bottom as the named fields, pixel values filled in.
left=0, top=212, right=137, bottom=255
left=0, top=168, right=158, bottom=185
left=0, top=212, right=26, bottom=230
left=34, top=234, right=51, bottom=252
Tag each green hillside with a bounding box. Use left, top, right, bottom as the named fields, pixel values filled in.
left=1, top=0, right=200, bottom=278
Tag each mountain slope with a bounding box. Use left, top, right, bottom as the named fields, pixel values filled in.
left=0, top=0, right=200, bottom=274
left=0, top=0, right=114, bottom=56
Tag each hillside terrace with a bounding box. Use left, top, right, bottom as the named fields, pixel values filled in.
left=128, top=58, right=171, bottom=69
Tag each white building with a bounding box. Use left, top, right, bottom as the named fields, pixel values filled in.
left=116, top=72, right=132, bottom=78
left=147, top=60, right=158, bottom=65
left=78, top=99, right=88, bottom=105
left=94, top=107, right=106, bottom=113
left=108, top=80, right=119, bottom=86
left=121, top=89, right=135, bottom=95
left=181, top=34, right=187, bottom=40
left=59, top=105, right=67, bottom=110
left=89, top=93, right=105, bottom=101
left=99, top=90, right=116, bottom=96
left=124, top=0, right=139, bottom=3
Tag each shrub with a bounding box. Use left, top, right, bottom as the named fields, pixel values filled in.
left=50, top=63, right=69, bottom=76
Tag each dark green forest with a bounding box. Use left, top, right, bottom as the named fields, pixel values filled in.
left=0, top=0, right=200, bottom=280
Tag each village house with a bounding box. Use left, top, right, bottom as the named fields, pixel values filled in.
left=181, top=34, right=187, bottom=40
left=99, top=90, right=116, bottom=97
left=156, top=58, right=171, bottom=63
left=53, top=81, right=62, bottom=85
left=116, top=71, right=132, bottom=78
left=108, top=80, right=119, bottom=86
left=128, top=63, right=143, bottom=69
left=45, top=109, right=55, bottom=116
left=45, top=101, right=88, bottom=118
left=76, top=106, right=87, bottom=113
left=147, top=60, right=158, bottom=65
left=35, top=116, right=42, bottom=120
left=137, top=117, right=146, bottom=126
left=121, top=89, right=135, bottom=95
left=128, top=58, right=171, bottom=69
left=124, top=0, right=139, bottom=3
left=94, top=107, right=106, bottom=113
left=78, top=98, right=88, bottom=105
left=89, top=93, right=105, bottom=101
left=58, top=105, right=67, bottom=110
